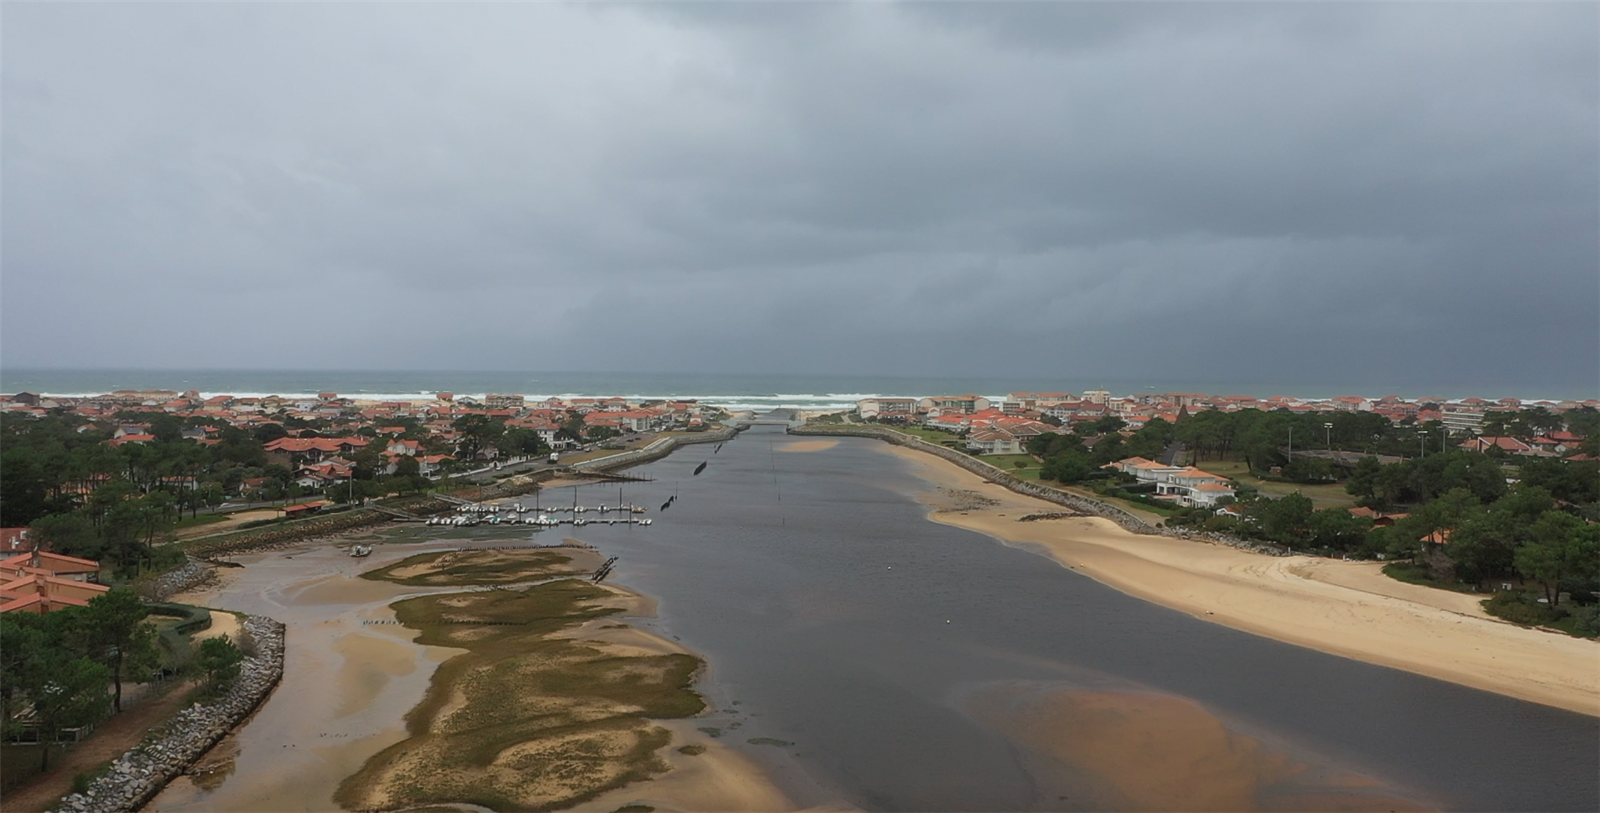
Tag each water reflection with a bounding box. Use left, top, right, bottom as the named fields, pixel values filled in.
left=184, top=738, right=239, bottom=792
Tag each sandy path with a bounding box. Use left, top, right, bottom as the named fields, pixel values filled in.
left=883, top=445, right=1600, bottom=717
left=4, top=681, right=201, bottom=812
left=173, top=509, right=278, bottom=540
left=195, top=610, right=242, bottom=641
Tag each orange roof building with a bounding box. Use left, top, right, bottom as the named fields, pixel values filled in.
left=0, top=550, right=107, bottom=614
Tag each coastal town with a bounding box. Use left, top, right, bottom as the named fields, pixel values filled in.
left=857, top=390, right=1598, bottom=454
left=853, top=390, right=1598, bottom=508
left=2, top=384, right=1596, bottom=812
left=0, top=389, right=727, bottom=507
left=1, top=384, right=1593, bottom=538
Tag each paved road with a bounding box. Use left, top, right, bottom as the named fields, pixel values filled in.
left=1160, top=441, right=1186, bottom=466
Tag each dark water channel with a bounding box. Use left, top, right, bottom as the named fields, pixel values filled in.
left=545, top=427, right=1596, bottom=811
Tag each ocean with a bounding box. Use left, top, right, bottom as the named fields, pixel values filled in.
left=0, top=369, right=1590, bottom=410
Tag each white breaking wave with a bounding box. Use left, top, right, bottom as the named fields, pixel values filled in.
left=36, top=389, right=902, bottom=412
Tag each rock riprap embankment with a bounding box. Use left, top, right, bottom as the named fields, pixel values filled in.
left=49, top=615, right=286, bottom=813
left=188, top=509, right=389, bottom=557
left=139, top=559, right=217, bottom=601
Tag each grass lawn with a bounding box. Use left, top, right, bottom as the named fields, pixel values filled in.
left=171, top=508, right=288, bottom=542
left=1053, top=485, right=1173, bottom=525
left=1381, top=562, right=1481, bottom=595
left=173, top=514, right=229, bottom=530
left=979, top=454, right=1043, bottom=480
left=557, top=430, right=718, bottom=462
left=882, top=425, right=965, bottom=446
left=1193, top=459, right=1355, bottom=509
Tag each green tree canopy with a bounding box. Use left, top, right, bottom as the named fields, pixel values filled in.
left=1515, top=511, right=1600, bottom=608
left=1259, top=492, right=1314, bottom=548
left=196, top=636, right=246, bottom=686
left=74, top=589, right=160, bottom=713
left=26, top=655, right=111, bottom=771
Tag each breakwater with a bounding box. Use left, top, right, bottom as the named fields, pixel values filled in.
left=573, top=425, right=741, bottom=473
left=48, top=616, right=286, bottom=813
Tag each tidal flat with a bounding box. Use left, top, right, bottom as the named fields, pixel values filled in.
left=338, top=549, right=705, bottom=812
left=146, top=429, right=1599, bottom=812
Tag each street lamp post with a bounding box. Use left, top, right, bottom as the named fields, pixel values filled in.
left=1418, top=430, right=1427, bottom=459
left=1324, top=422, right=1334, bottom=451
left=1287, top=426, right=1293, bottom=463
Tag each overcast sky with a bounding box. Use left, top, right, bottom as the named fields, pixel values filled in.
left=3, top=2, right=1595, bottom=390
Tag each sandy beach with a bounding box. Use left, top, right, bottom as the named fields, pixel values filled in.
left=883, top=445, right=1600, bottom=717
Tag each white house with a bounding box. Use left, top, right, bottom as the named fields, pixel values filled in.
left=611, top=411, right=657, bottom=433
left=1111, top=458, right=1237, bottom=508
left=923, top=413, right=969, bottom=432
left=917, top=395, right=992, bottom=415
left=966, top=428, right=1022, bottom=455
left=856, top=397, right=918, bottom=419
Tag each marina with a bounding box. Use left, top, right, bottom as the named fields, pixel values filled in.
left=422, top=509, right=653, bottom=528
left=423, top=489, right=656, bottom=528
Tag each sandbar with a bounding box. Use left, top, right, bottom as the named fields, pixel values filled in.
left=963, top=683, right=1431, bottom=811
left=340, top=549, right=799, bottom=812
left=883, top=445, right=1600, bottom=717
left=778, top=440, right=840, bottom=453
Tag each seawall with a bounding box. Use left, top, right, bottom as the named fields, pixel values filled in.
left=49, top=615, right=286, bottom=813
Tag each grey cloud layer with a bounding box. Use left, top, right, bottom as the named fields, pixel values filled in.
left=3, top=2, right=1595, bottom=389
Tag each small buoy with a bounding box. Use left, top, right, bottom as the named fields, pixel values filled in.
left=946, top=620, right=951, bottom=624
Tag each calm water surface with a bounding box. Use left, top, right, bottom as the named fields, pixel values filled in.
left=559, top=427, right=1598, bottom=811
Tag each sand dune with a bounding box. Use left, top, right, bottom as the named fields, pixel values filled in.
left=884, top=445, right=1600, bottom=717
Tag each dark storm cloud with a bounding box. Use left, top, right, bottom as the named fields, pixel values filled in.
left=2, top=2, right=1594, bottom=391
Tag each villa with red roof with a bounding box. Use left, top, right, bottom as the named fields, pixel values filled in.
left=0, top=550, right=108, bottom=614
left=264, top=436, right=368, bottom=462
left=1110, top=458, right=1237, bottom=508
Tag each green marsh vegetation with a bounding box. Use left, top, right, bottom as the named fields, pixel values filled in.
left=358, top=548, right=592, bottom=587
left=341, top=555, right=705, bottom=812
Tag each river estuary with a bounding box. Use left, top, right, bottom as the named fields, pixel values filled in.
left=150, top=426, right=1598, bottom=811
